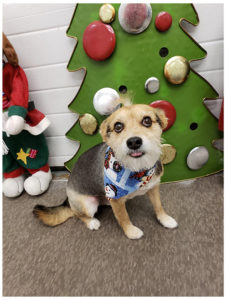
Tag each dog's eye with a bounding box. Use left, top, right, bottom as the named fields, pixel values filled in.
left=142, top=116, right=152, bottom=127
left=114, top=122, right=124, bottom=133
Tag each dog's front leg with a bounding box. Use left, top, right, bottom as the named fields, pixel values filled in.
left=109, top=198, right=144, bottom=239
left=147, top=185, right=178, bottom=229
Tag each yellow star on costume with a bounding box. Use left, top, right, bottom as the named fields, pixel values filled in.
left=16, top=148, right=30, bottom=165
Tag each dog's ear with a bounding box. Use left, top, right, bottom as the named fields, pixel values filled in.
left=99, top=118, right=111, bottom=142
left=155, top=108, right=168, bottom=130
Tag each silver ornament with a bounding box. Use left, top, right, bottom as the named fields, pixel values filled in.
left=118, top=3, right=152, bottom=34
left=187, top=146, right=209, bottom=170
left=212, top=139, right=223, bottom=152
left=145, top=77, right=160, bottom=94
left=93, top=87, right=119, bottom=115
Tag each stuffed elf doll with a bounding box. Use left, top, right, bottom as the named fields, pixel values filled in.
left=2, top=33, right=52, bottom=197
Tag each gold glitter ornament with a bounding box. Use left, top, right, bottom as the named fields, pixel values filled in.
left=161, top=144, right=176, bottom=164
left=79, top=113, right=98, bottom=135
left=99, top=4, right=115, bottom=24
left=164, top=56, right=190, bottom=84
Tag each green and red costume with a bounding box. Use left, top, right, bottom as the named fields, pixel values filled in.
left=3, top=62, right=50, bottom=179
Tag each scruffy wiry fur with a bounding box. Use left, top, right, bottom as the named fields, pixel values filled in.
left=33, top=103, right=178, bottom=240
left=100, top=104, right=167, bottom=171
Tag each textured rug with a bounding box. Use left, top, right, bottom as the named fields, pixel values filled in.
left=3, top=173, right=223, bottom=296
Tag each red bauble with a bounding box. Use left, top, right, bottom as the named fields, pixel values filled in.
left=150, top=100, right=176, bottom=131
left=155, top=11, right=172, bottom=32
left=218, top=99, right=224, bottom=131
left=83, top=21, right=116, bottom=61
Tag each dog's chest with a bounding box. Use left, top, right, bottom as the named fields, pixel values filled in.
left=126, top=175, right=161, bottom=199
left=104, top=146, right=162, bottom=200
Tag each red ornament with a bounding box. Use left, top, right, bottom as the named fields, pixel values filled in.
left=83, top=21, right=116, bottom=61
left=218, top=99, right=224, bottom=131
left=155, top=11, right=172, bottom=32
left=150, top=100, right=176, bottom=131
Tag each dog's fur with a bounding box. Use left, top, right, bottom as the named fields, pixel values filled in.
left=33, top=104, right=178, bottom=239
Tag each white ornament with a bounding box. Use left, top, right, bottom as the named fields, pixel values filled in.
left=93, top=88, right=120, bottom=115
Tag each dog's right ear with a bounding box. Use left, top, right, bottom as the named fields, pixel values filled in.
left=99, top=118, right=111, bottom=142
left=155, top=108, right=168, bottom=130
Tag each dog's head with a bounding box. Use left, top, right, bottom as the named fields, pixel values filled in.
left=100, top=104, right=167, bottom=171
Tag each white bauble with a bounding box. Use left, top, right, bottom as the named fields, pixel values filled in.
left=93, top=88, right=119, bottom=115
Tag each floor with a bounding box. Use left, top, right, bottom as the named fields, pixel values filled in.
left=3, top=173, right=223, bottom=296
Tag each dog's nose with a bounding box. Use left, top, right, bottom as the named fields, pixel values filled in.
left=127, top=137, right=142, bottom=150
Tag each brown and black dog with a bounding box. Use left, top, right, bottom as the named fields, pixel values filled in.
left=34, top=104, right=178, bottom=239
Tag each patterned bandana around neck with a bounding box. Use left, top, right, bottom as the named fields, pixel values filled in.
left=104, top=146, right=157, bottom=200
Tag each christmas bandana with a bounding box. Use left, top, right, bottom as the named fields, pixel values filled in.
left=104, top=146, right=157, bottom=200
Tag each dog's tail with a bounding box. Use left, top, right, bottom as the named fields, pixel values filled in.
left=33, top=199, right=74, bottom=226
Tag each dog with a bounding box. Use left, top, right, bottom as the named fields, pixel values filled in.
left=33, top=103, right=178, bottom=239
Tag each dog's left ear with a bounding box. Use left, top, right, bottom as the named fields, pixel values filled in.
left=155, top=108, right=168, bottom=130
left=99, top=118, right=110, bottom=142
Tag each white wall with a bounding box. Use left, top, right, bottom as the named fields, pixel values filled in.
left=3, top=3, right=224, bottom=167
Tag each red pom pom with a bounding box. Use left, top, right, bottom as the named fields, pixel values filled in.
left=155, top=11, right=172, bottom=32
left=150, top=100, right=176, bottom=131
left=83, top=21, right=116, bottom=61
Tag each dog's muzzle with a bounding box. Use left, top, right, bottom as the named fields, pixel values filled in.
left=127, top=137, right=144, bottom=158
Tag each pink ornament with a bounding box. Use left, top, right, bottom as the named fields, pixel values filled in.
left=118, top=3, right=152, bottom=34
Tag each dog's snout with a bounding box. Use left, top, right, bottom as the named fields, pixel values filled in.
left=127, top=137, right=142, bottom=150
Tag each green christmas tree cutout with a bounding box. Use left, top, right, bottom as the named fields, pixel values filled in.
left=65, top=3, right=223, bottom=182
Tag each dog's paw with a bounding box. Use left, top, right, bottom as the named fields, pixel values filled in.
left=87, top=218, right=101, bottom=230
left=158, top=214, right=178, bottom=229
left=124, top=225, right=144, bottom=239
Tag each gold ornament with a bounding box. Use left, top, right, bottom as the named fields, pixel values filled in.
left=79, top=113, right=98, bottom=135
left=164, top=56, right=190, bottom=84
left=99, top=4, right=115, bottom=24
left=161, top=144, right=176, bottom=164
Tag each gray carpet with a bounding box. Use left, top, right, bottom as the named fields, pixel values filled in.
left=3, top=173, right=223, bottom=296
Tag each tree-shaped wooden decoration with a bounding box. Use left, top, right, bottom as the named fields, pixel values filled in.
left=65, top=3, right=223, bottom=182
